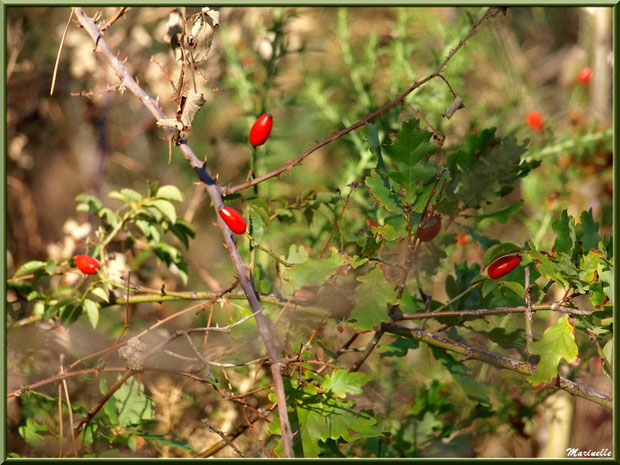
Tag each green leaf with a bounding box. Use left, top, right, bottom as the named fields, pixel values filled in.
left=365, top=122, right=385, bottom=171
left=383, top=119, right=435, bottom=204
left=83, top=299, right=100, bottom=329
left=248, top=208, right=265, bottom=241
left=14, top=260, right=47, bottom=278
left=476, top=200, right=523, bottom=228
left=470, top=327, right=526, bottom=351
left=27, top=290, right=46, bottom=302
left=603, top=340, right=613, bottom=369
left=499, top=281, right=525, bottom=299
left=98, top=207, right=120, bottom=228
left=60, top=303, right=82, bottom=326
left=282, top=248, right=348, bottom=289
left=551, top=210, right=576, bottom=255
left=528, top=247, right=566, bottom=287
left=18, top=418, right=47, bottom=445
left=579, top=209, right=600, bottom=252
left=117, top=188, right=143, bottom=203
left=349, top=266, right=397, bottom=330
left=527, top=316, right=579, bottom=387
left=75, top=193, right=103, bottom=213
left=89, top=287, right=109, bottom=303
left=322, top=369, right=371, bottom=398
left=156, top=185, right=184, bottom=202
left=150, top=199, right=177, bottom=224
left=380, top=337, right=419, bottom=357
left=431, top=346, right=489, bottom=405
left=248, top=198, right=272, bottom=226
left=368, top=222, right=405, bottom=241
left=140, top=433, right=192, bottom=451
left=482, top=243, right=521, bottom=270
left=113, top=377, right=155, bottom=427
left=365, top=170, right=403, bottom=214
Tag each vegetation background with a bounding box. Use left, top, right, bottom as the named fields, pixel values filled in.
left=6, top=6, right=613, bottom=458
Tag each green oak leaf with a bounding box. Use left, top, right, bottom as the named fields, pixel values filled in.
left=552, top=210, right=576, bottom=255
left=348, top=266, right=397, bottom=330
left=527, top=315, right=579, bottom=387
left=322, top=369, right=372, bottom=398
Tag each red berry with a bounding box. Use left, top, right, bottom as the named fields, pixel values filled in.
left=219, top=206, right=246, bottom=234
left=74, top=255, right=100, bottom=275
left=577, top=66, right=592, bottom=85
left=249, top=113, right=273, bottom=147
left=525, top=110, right=543, bottom=132
left=417, top=213, right=441, bottom=243
left=487, top=254, right=522, bottom=279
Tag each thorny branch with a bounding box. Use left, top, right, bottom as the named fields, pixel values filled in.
left=72, top=8, right=295, bottom=456
left=221, top=7, right=504, bottom=196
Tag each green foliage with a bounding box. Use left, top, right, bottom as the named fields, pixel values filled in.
left=527, top=316, right=579, bottom=387
left=7, top=6, right=614, bottom=459
left=444, top=128, right=539, bottom=212
left=269, top=370, right=381, bottom=457
left=348, top=266, right=397, bottom=331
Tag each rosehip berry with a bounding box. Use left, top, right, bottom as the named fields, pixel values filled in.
left=577, top=66, right=592, bottom=85
left=74, top=255, right=100, bottom=275
left=487, top=254, right=522, bottom=279
left=417, top=213, right=441, bottom=243
left=249, top=113, right=273, bottom=147
left=219, top=206, right=247, bottom=234
left=525, top=110, right=543, bottom=132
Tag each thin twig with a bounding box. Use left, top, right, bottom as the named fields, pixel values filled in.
left=244, top=407, right=271, bottom=457
left=99, top=272, right=132, bottom=369
left=74, top=370, right=134, bottom=436
left=99, top=7, right=130, bottom=33
left=524, top=266, right=534, bottom=363
left=202, top=419, right=246, bottom=457
left=50, top=8, right=74, bottom=96
left=319, top=185, right=356, bottom=258
left=588, top=329, right=613, bottom=377
left=57, top=382, right=64, bottom=457
left=59, top=355, right=78, bottom=457
left=221, top=8, right=502, bottom=196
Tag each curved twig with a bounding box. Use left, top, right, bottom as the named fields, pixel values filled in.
left=221, top=7, right=503, bottom=196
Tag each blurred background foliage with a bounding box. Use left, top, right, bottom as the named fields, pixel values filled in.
left=6, top=6, right=612, bottom=458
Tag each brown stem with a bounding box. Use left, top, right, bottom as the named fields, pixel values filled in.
left=383, top=322, right=613, bottom=410
left=74, top=370, right=135, bottom=436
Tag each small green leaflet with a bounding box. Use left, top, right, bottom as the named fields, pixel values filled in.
left=348, top=266, right=397, bottom=331
left=156, top=184, right=184, bottom=202
left=83, top=298, right=100, bottom=329
left=527, top=315, right=579, bottom=387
